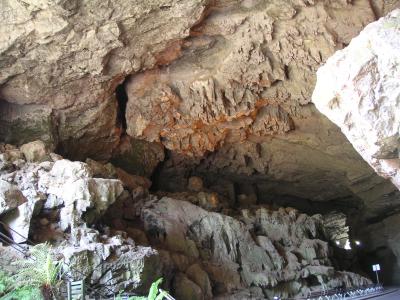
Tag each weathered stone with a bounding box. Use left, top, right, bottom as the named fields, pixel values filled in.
left=61, top=227, right=162, bottom=295
left=313, top=9, right=400, bottom=191
left=125, top=228, right=149, bottom=246
left=141, top=197, right=371, bottom=297
left=360, top=214, right=400, bottom=284
left=115, top=167, right=151, bottom=190
left=186, top=264, right=213, bottom=299
left=173, top=273, right=204, bottom=300
left=37, top=159, right=124, bottom=229
left=1, top=200, right=40, bottom=243
left=86, top=158, right=117, bottom=179
left=0, top=179, right=26, bottom=215
left=0, top=101, right=56, bottom=148
left=20, top=140, right=49, bottom=162
left=323, top=212, right=350, bottom=248
left=0, top=0, right=208, bottom=159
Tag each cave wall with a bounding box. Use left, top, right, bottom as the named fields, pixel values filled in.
left=1, top=0, right=400, bottom=284
left=0, top=0, right=397, bottom=161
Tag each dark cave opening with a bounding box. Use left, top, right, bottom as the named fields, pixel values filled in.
left=115, top=81, right=129, bottom=131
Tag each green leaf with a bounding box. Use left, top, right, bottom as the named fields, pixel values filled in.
left=147, top=278, right=163, bottom=300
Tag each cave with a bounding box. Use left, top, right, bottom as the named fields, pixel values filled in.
left=0, top=1, right=400, bottom=300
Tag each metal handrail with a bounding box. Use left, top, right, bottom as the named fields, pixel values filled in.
left=0, top=221, right=176, bottom=299
left=280, top=283, right=384, bottom=300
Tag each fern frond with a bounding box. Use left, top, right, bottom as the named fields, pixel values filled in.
left=11, top=242, right=62, bottom=293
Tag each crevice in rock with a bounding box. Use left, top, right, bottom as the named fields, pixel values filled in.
left=284, top=65, right=290, bottom=80
left=115, top=79, right=129, bottom=131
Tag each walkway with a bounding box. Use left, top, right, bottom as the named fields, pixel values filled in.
left=349, top=288, right=400, bottom=300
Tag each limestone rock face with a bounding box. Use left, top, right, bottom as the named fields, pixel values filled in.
left=0, top=142, right=133, bottom=242
left=361, top=214, right=400, bottom=284
left=141, top=197, right=370, bottom=298
left=0, top=142, right=165, bottom=295
left=0, top=0, right=208, bottom=159
left=323, top=212, right=350, bottom=249
left=1, top=0, right=400, bottom=222
left=0, top=142, right=374, bottom=298
left=313, top=9, right=400, bottom=191
left=20, top=140, right=49, bottom=162
left=60, top=227, right=162, bottom=295
left=125, top=1, right=379, bottom=157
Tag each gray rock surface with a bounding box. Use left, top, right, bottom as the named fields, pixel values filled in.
left=360, top=213, right=400, bottom=284
left=0, top=142, right=374, bottom=298
left=141, top=197, right=371, bottom=298
left=20, top=140, right=49, bottom=162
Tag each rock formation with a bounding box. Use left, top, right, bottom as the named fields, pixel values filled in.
left=313, top=9, right=400, bottom=285
left=0, top=141, right=371, bottom=299
left=313, top=9, right=400, bottom=191
left=1, top=1, right=399, bottom=213
left=1, top=0, right=400, bottom=294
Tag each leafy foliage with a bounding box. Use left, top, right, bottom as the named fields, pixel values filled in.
left=9, top=243, right=62, bottom=299
left=12, top=243, right=61, bottom=289
left=0, top=286, right=43, bottom=300
left=116, top=278, right=172, bottom=300
left=0, top=270, right=43, bottom=300
left=0, top=271, right=12, bottom=296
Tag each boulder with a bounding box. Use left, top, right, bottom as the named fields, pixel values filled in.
left=48, top=159, right=93, bottom=181
left=313, top=9, right=400, bottom=191
left=20, top=140, right=49, bottom=162
left=173, top=273, right=204, bottom=300
left=0, top=179, right=26, bottom=215
left=57, top=178, right=124, bottom=230
left=60, top=227, right=163, bottom=296
left=115, top=167, right=151, bottom=190
left=1, top=201, right=40, bottom=243
left=86, top=158, right=117, bottom=179
left=323, top=212, right=350, bottom=248
left=38, top=159, right=123, bottom=230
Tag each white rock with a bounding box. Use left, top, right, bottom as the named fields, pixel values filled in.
left=0, top=179, right=26, bottom=215
left=313, top=10, right=400, bottom=190
left=58, top=178, right=124, bottom=231
left=2, top=201, right=37, bottom=243
left=20, top=140, right=49, bottom=162
left=49, top=159, right=93, bottom=181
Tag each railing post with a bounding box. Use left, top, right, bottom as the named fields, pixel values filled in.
left=67, top=280, right=86, bottom=300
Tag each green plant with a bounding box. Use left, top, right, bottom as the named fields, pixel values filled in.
left=0, top=270, right=43, bottom=300
left=10, top=243, right=62, bottom=300
left=0, top=271, right=12, bottom=296
left=1, top=286, right=43, bottom=300
left=116, top=278, right=172, bottom=300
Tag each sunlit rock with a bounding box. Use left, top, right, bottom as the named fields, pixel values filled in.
left=313, top=9, right=400, bottom=191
